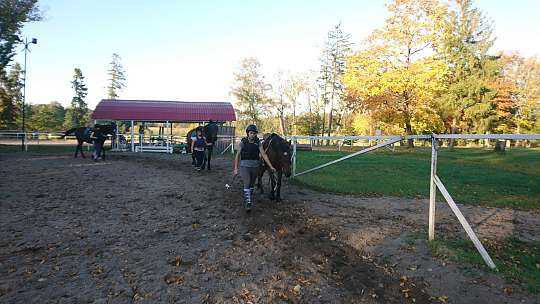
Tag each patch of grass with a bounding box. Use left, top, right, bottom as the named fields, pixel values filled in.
left=293, top=147, right=540, bottom=210
left=428, top=237, right=540, bottom=294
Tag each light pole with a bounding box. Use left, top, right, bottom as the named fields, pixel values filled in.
left=21, top=37, right=38, bottom=151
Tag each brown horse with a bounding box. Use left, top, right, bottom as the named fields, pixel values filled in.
left=257, top=133, right=292, bottom=202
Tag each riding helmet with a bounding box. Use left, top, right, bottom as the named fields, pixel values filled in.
left=246, top=124, right=258, bottom=134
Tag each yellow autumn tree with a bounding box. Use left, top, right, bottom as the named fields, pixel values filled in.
left=344, top=0, right=448, bottom=147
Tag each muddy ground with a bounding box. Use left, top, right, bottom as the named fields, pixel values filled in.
left=0, top=152, right=538, bottom=304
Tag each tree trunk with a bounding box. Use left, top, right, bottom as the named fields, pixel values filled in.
left=279, top=112, right=287, bottom=136
left=292, top=100, right=296, bottom=135
left=320, top=101, right=326, bottom=145
left=278, top=96, right=287, bottom=136
left=516, top=125, right=521, bottom=147
left=494, top=140, right=506, bottom=153
left=449, top=117, right=458, bottom=149
left=327, top=94, right=335, bottom=146
left=405, top=122, right=414, bottom=148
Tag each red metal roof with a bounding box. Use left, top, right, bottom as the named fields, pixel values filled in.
left=91, top=99, right=236, bottom=122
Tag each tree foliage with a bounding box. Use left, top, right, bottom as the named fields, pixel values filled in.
left=345, top=0, right=448, bottom=146
left=319, top=23, right=353, bottom=137
left=0, top=0, right=40, bottom=129
left=436, top=0, right=500, bottom=142
left=0, top=63, right=23, bottom=129
left=230, top=58, right=272, bottom=129
left=0, top=0, right=41, bottom=73
left=27, top=101, right=66, bottom=131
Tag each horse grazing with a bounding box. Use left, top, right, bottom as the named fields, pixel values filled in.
left=186, top=121, right=219, bottom=170
left=257, top=133, right=292, bottom=202
left=62, top=123, right=116, bottom=159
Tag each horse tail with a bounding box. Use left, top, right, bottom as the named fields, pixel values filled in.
left=61, top=128, right=77, bottom=138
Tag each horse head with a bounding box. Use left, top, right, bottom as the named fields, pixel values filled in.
left=268, top=134, right=292, bottom=178
left=203, top=121, right=219, bottom=144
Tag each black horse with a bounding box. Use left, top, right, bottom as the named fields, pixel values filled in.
left=257, top=133, right=292, bottom=202
left=186, top=121, right=219, bottom=170
left=62, top=123, right=116, bottom=159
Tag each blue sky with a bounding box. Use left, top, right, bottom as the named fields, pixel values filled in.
left=15, top=0, right=540, bottom=109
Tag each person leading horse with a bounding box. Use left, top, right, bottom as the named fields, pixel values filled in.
left=186, top=120, right=219, bottom=171
left=62, top=123, right=116, bottom=159
left=232, top=124, right=276, bottom=212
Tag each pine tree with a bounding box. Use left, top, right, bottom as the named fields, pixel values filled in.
left=64, top=68, right=89, bottom=128
left=437, top=0, right=499, bottom=145
left=107, top=53, right=127, bottom=99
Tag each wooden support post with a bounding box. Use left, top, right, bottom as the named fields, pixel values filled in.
left=130, top=120, right=134, bottom=152
left=140, top=122, right=143, bottom=152
left=166, top=121, right=170, bottom=153
left=429, top=136, right=438, bottom=241
left=115, top=122, right=119, bottom=151
left=292, top=137, right=297, bottom=177
left=433, top=175, right=497, bottom=269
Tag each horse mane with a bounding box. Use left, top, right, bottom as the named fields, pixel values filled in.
left=96, top=123, right=116, bottom=135
left=265, top=133, right=290, bottom=151
left=203, top=123, right=218, bottom=143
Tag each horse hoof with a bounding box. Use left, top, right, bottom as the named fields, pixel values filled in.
left=276, top=198, right=282, bottom=202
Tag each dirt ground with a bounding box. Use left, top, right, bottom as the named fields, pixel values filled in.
left=0, top=152, right=538, bottom=304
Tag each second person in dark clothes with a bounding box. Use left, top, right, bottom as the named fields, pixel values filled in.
left=191, top=127, right=207, bottom=171
left=90, top=126, right=106, bottom=161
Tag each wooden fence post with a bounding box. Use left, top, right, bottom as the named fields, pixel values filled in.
left=429, top=136, right=438, bottom=241
left=433, top=175, right=497, bottom=269
left=292, top=137, right=297, bottom=177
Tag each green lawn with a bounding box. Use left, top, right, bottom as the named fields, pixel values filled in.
left=293, top=147, right=540, bottom=210
left=427, top=236, right=540, bottom=294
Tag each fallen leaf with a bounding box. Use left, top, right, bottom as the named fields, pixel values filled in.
left=164, top=273, right=184, bottom=285
left=438, top=295, right=448, bottom=303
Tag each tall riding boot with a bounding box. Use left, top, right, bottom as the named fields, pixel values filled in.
left=243, top=188, right=252, bottom=212
left=249, top=187, right=255, bottom=203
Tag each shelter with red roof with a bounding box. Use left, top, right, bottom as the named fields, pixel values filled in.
left=91, top=99, right=236, bottom=153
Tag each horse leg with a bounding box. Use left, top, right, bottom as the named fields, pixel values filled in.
left=206, top=146, right=212, bottom=170
left=74, top=143, right=79, bottom=158
left=78, top=140, right=86, bottom=159
left=101, top=142, right=106, bottom=160
left=257, top=167, right=264, bottom=194
left=269, top=172, right=276, bottom=201
left=276, top=171, right=283, bottom=202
